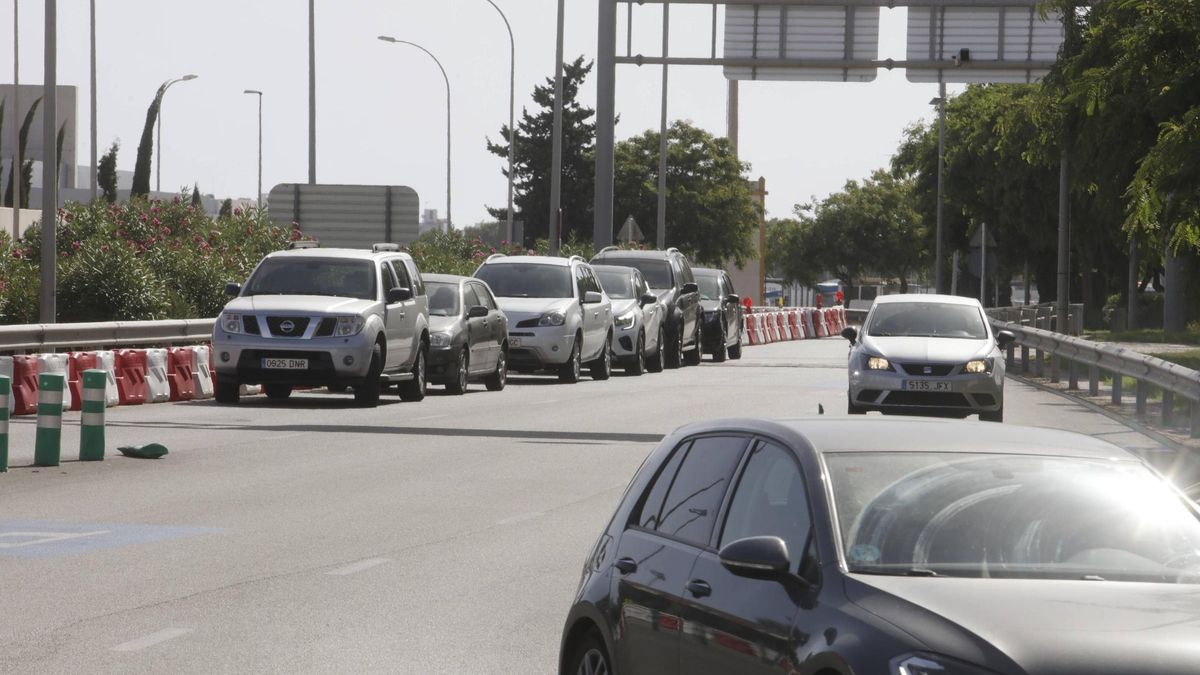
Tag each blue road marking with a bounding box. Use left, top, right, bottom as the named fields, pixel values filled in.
left=0, top=520, right=220, bottom=559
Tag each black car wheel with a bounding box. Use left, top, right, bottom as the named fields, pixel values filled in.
left=728, top=326, right=743, bottom=360
left=485, top=346, right=507, bottom=391
left=627, top=332, right=646, bottom=376
left=646, top=325, right=665, bottom=373
left=567, top=634, right=611, bottom=675
left=712, top=321, right=728, bottom=363
left=447, top=348, right=469, bottom=395
left=399, top=345, right=427, bottom=402
left=215, top=380, right=240, bottom=404
left=980, top=407, right=1004, bottom=423
left=559, top=337, right=583, bottom=383
left=665, top=323, right=684, bottom=369
left=590, top=333, right=613, bottom=380
left=684, top=321, right=703, bottom=366
left=264, top=383, right=292, bottom=400
left=355, top=343, right=384, bottom=407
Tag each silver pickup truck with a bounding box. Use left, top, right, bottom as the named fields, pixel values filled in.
left=213, top=242, right=430, bottom=407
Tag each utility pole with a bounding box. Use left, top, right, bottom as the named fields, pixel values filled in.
left=40, top=0, right=56, bottom=323
left=1056, top=152, right=1069, bottom=333
left=593, top=0, right=617, bottom=250
left=89, top=0, right=97, bottom=200
left=11, top=0, right=20, bottom=239
left=655, top=0, right=670, bottom=250
left=308, top=0, right=316, bottom=184
left=548, top=0, right=566, bottom=255
left=934, top=81, right=947, bottom=294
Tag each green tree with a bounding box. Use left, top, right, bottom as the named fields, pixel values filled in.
left=3, top=96, right=40, bottom=208
left=613, top=121, right=757, bottom=266
left=130, top=85, right=165, bottom=198
left=486, top=57, right=596, bottom=245
left=191, top=184, right=202, bottom=206
left=98, top=141, right=119, bottom=203
left=219, top=198, right=233, bottom=219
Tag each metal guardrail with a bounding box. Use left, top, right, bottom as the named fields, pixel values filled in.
left=0, top=319, right=216, bottom=353
left=987, top=313, right=1200, bottom=436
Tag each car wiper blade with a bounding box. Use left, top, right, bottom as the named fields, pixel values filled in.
left=854, top=567, right=942, bottom=577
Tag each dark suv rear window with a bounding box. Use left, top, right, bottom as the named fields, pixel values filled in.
left=601, top=258, right=673, bottom=290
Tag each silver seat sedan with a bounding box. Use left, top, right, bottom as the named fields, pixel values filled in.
left=842, top=294, right=1014, bottom=421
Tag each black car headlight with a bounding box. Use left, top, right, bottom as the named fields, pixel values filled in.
left=891, top=652, right=998, bottom=675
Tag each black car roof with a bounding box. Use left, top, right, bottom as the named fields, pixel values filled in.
left=667, top=417, right=1137, bottom=461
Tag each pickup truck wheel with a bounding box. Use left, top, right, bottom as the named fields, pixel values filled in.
left=215, top=380, right=240, bottom=404
left=327, top=384, right=348, bottom=394
left=447, top=348, right=469, bottom=395
left=400, top=345, right=428, bottom=402
left=355, top=344, right=383, bottom=407
left=264, top=384, right=292, bottom=400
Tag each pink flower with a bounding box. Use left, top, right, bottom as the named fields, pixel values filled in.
left=72, top=240, right=82, bottom=250
left=11, top=249, right=22, bottom=259
left=234, top=208, right=243, bottom=216
left=59, top=251, right=68, bottom=258
left=100, top=244, right=110, bottom=253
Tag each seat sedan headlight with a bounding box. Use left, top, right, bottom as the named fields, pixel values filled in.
left=221, top=313, right=244, bottom=334
left=891, top=652, right=998, bottom=675
left=334, top=316, right=365, bottom=337
left=964, top=359, right=992, bottom=374
left=430, top=332, right=452, bottom=348
left=867, top=356, right=892, bottom=371
left=539, top=311, right=566, bottom=327
left=614, top=311, right=636, bottom=329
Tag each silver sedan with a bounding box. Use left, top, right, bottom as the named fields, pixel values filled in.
left=842, top=294, right=1014, bottom=421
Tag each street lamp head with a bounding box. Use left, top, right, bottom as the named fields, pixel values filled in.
left=378, top=35, right=398, bottom=43
left=244, top=89, right=262, bottom=95
left=929, top=97, right=944, bottom=105
left=181, top=74, right=198, bottom=81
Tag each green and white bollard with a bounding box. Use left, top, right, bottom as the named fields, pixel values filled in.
left=0, top=375, right=9, bottom=472
left=80, top=369, right=107, bottom=461
left=34, top=373, right=65, bottom=467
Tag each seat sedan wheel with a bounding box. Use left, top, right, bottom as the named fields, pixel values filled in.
left=485, top=348, right=507, bottom=391
left=447, top=348, right=469, bottom=395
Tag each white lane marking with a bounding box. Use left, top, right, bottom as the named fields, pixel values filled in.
left=326, top=557, right=391, bottom=576
left=496, top=511, right=544, bottom=526
left=0, top=530, right=111, bottom=550
left=112, top=628, right=193, bottom=652
left=411, top=414, right=447, bottom=421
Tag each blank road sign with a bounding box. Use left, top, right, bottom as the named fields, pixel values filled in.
left=906, top=6, right=1064, bottom=83
left=724, top=6, right=880, bottom=82
left=268, top=184, right=420, bottom=249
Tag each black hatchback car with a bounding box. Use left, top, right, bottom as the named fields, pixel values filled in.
left=559, top=418, right=1200, bottom=675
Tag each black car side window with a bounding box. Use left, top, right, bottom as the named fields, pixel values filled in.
left=655, top=436, right=749, bottom=546
left=720, top=441, right=815, bottom=575
left=634, top=442, right=690, bottom=530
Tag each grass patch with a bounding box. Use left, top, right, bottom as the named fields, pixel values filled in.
left=1146, top=350, right=1200, bottom=371
left=1085, top=329, right=1200, bottom=346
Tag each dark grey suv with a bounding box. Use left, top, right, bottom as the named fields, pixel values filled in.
left=560, top=417, right=1200, bottom=675
left=590, top=247, right=702, bottom=368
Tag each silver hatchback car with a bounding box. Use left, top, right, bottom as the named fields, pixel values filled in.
left=842, top=295, right=1014, bottom=421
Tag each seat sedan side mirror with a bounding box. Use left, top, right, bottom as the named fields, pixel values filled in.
left=639, top=293, right=657, bottom=308
left=718, top=536, right=790, bottom=580
left=225, top=282, right=242, bottom=297
left=841, top=327, right=858, bottom=345
left=681, top=282, right=699, bottom=295
left=995, top=330, right=1016, bottom=348
left=387, top=287, right=414, bottom=303
left=468, top=305, right=489, bottom=319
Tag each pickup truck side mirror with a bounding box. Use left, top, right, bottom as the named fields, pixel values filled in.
left=225, top=282, right=242, bottom=297
left=468, top=305, right=489, bottom=319
left=583, top=291, right=603, bottom=304
left=387, top=287, right=414, bottom=303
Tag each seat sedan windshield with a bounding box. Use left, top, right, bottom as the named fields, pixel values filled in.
left=866, top=302, right=988, bottom=339
left=426, top=281, right=461, bottom=317
left=475, top=263, right=573, bottom=299
left=826, top=452, right=1200, bottom=584
left=596, top=270, right=636, bottom=300
left=244, top=258, right=376, bottom=300
left=602, top=259, right=672, bottom=290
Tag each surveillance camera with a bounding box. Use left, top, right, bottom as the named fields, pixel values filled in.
left=951, top=48, right=971, bottom=67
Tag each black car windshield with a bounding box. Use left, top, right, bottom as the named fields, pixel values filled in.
left=475, top=263, right=573, bottom=299
left=866, top=302, right=988, bottom=339
left=696, top=275, right=721, bottom=301
left=426, top=281, right=460, bottom=317
left=596, top=270, right=636, bottom=299
left=826, top=452, right=1200, bottom=584
left=244, top=258, right=376, bottom=300
left=602, top=259, right=672, bottom=290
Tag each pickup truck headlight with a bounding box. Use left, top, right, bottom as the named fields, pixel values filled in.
left=891, top=652, right=997, bottom=675
left=964, top=359, right=992, bottom=374
left=614, top=311, right=636, bottom=329
left=867, top=356, right=892, bottom=371
left=335, top=316, right=365, bottom=337
left=539, top=311, right=567, bottom=327
left=221, top=313, right=244, bottom=334
left=430, top=332, right=452, bottom=348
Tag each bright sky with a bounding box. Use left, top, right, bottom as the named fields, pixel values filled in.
left=3, top=1, right=961, bottom=224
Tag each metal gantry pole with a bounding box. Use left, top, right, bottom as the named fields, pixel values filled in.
left=244, top=90, right=263, bottom=207
left=655, top=0, right=670, bottom=250
left=12, top=0, right=19, bottom=240
left=593, top=0, right=617, bottom=250
left=549, top=0, right=566, bottom=255
left=89, top=0, right=96, bottom=201
left=485, top=0, right=516, bottom=244
left=308, top=0, right=316, bottom=185
left=40, top=0, right=56, bottom=323
left=935, top=81, right=946, bottom=294
left=1056, top=151, right=1069, bottom=333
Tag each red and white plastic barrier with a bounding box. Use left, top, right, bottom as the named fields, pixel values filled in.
left=145, top=348, right=172, bottom=403
left=37, top=353, right=73, bottom=411
left=0, top=356, right=13, bottom=415
left=192, top=346, right=214, bottom=399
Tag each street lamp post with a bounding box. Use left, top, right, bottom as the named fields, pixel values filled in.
left=244, top=89, right=263, bottom=207
left=89, top=0, right=96, bottom=200
left=931, top=82, right=947, bottom=294
left=483, top=0, right=516, bottom=245
left=155, top=74, right=197, bottom=194
left=549, top=0, right=566, bottom=255
left=378, top=36, right=452, bottom=232
left=11, top=0, right=19, bottom=240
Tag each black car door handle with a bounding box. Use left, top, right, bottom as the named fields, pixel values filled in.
left=686, top=579, right=712, bottom=598
left=614, top=557, right=638, bottom=575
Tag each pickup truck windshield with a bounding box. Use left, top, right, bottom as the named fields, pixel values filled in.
left=244, top=258, right=377, bottom=300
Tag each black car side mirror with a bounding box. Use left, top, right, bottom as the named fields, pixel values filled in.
left=841, top=327, right=858, bottom=345
left=387, top=287, right=414, bottom=303
left=225, top=282, right=241, bottom=297
left=719, top=536, right=790, bottom=580
left=639, top=293, right=657, bottom=307
left=468, top=305, right=489, bottom=319
left=996, top=330, right=1016, bottom=348
left=681, top=282, right=699, bottom=295
left=725, top=294, right=740, bottom=305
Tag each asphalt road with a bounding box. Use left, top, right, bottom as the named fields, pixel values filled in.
left=0, top=339, right=1189, bottom=674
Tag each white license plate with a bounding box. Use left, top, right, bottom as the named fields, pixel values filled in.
left=903, top=380, right=953, bottom=392
left=509, top=338, right=522, bottom=348
left=262, top=358, right=308, bottom=370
